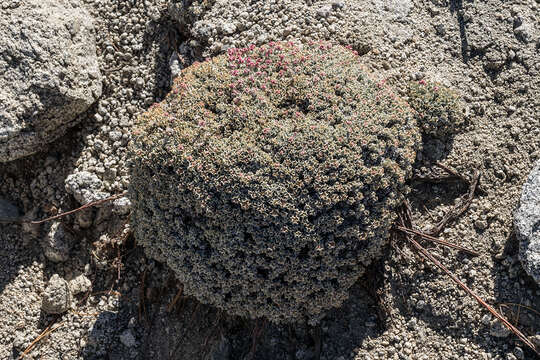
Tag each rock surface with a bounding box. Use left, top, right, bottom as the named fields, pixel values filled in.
left=515, top=160, right=540, bottom=285
left=41, top=221, right=76, bottom=263
left=68, top=274, right=92, bottom=296
left=0, top=0, right=102, bottom=162
left=65, top=171, right=110, bottom=205
left=168, top=0, right=413, bottom=59
left=41, top=274, right=72, bottom=314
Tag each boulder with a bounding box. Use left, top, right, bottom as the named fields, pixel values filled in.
left=0, top=0, right=102, bottom=162
left=515, top=160, right=540, bottom=285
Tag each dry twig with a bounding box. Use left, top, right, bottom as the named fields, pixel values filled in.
left=167, top=285, right=184, bottom=313
left=426, top=169, right=480, bottom=236
left=0, top=192, right=126, bottom=225
left=396, top=199, right=538, bottom=355
left=396, top=226, right=480, bottom=257
left=18, top=318, right=63, bottom=359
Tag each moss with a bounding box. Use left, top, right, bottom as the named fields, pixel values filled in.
left=407, top=80, right=465, bottom=138
left=129, top=40, right=421, bottom=324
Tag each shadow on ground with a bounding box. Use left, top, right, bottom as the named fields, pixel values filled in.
left=81, top=244, right=383, bottom=360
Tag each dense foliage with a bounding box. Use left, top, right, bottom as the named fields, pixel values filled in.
left=129, top=41, right=422, bottom=323
left=407, top=80, right=465, bottom=138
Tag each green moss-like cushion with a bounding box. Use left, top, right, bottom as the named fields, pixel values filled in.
left=407, top=80, right=465, bottom=138
left=129, top=41, right=421, bottom=324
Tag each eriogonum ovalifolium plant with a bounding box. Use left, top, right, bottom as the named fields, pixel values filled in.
left=129, top=40, right=423, bottom=324
left=407, top=80, right=465, bottom=138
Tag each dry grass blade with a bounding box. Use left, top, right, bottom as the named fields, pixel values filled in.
left=396, top=225, right=480, bottom=256
left=139, top=268, right=149, bottom=325
left=408, top=237, right=538, bottom=355
left=18, top=318, right=64, bottom=359
left=245, top=318, right=267, bottom=360
left=435, top=162, right=471, bottom=185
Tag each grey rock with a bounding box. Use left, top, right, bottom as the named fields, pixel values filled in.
left=75, top=208, right=94, bottom=229
left=0, top=0, right=102, bottom=162
left=374, top=0, right=412, bottom=21
left=221, top=22, right=236, bottom=35
left=514, top=160, right=540, bottom=285
left=169, top=52, right=183, bottom=86
left=21, top=207, right=41, bottom=242
left=41, top=274, right=72, bottom=314
left=514, top=22, right=535, bottom=43
left=119, top=329, right=137, bottom=348
left=65, top=171, right=111, bottom=205
left=68, top=274, right=92, bottom=295
left=489, top=319, right=510, bottom=338
left=317, top=5, right=331, bottom=18
left=0, top=198, right=20, bottom=220
left=531, top=335, right=540, bottom=350
left=41, top=221, right=75, bottom=263
left=484, top=48, right=506, bottom=71
left=513, top=346, right=524, bottom=360
left=113, top=196, right=131, bottom=215
left=167, top=0, right=403, bottom=59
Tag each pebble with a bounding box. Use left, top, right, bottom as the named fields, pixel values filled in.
left=512, top=346, right=524, bottom=360
left=68, top=274, right=92, bottom=295
left=113, top=196, right=132, bottom=215
left=41, top=274, right=72, bottom=314
left=119, top=329, right=137, bottom=348
left=41, top=221, right=75, bottom=263
left=474, top=219, right=488, bottom=230
left=514, top=21, right=535, bottom=43
left=489, top=319, right=511, bottom=338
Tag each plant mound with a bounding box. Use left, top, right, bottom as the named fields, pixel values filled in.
left=129, top=41, right=421, bottom=323
left=407, top=80, right=465, bottom=138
